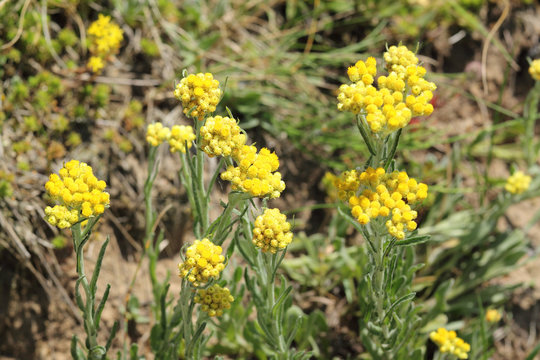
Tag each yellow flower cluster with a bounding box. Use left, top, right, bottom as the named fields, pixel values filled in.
left=178, top=238, right=225, bottom=286
left=146, top=122, right=171, bottom=147
left=169, top=125, right=196, bottom=153
left=194, top=284, right=234, bottom=317
left=44, top=160, right=109, bottom=229
left=334, top=169, right=360, bottom=201
left=174, top=73, right=221, bottom=121
left=505, top=171, right=531, bottom=194
left=87, top=14, right=123, bottom=74
left=252, top=208, right=293, bottom=253
left=200, top=115, right=246, bottom=157
left=341, top=167, right=428, bottom=239
left=220, top=145, right=286, bottom=198
left=429, top=328, right=471, bottom=359
left=383, top=45, right=419, bottom=74
left=337, top=45, right=436, bottom=134
left=485, top=309, right=502, bottom=323
left=146, top=122, right=195, bottom=153
left=530, top=59, right=540, bottom=81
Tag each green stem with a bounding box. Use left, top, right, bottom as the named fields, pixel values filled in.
left=72, top=223, right=99, bottom=357
left=262, top=253, right=288, bottom=359
left=525, top=81, right=540, bottom=167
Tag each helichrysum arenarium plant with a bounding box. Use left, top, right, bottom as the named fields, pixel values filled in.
left=140, top=70, right=308, bottom=359
left=44, top=160, right=116, bottom=359
left=332, top=44, right=471, bottom=359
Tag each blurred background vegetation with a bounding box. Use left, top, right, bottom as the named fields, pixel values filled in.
left=1, top=0, right=540, bottom=358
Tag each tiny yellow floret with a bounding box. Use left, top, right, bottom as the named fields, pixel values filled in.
left=485, top=309, right=502, bottom=323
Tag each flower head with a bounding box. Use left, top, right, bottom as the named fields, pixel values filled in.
left=253, top=208, right=293, bottom=253
left=220, top=145, right=285, bottom=198
left=87, top=56, right=105, bottom=74
left=429, top=328, right=470, bottom=359
left=529, top=59, right=540, bottom=81
left=146, top=122, right=171, bottom=147
left=178, top=238, right=225, bottom=286
left=194, top=284, right=234, bottom=317
left=505, top=171, right=531, bottom=194
left=174, top=73, right=221, bottom=121
left=169, top=125, right=195, bottom=153
left=485, top=309, right=502, bottom=323
left=44, top=160, right=110, bottom=228
left=200, top=115, right=246, bottom=157
left=337, top=45, right=436, bottom=134
left=344, top=167, right=428, bottom=239
left=88, top=14, right=123, bottom=57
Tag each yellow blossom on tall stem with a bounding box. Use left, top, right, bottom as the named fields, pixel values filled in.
left=337, top=45, right=436, bottom=134
left=220, top=145, right=285, bottom=198
left=146, top=122, right=171, bottom=147
left=430, top=328, right=471, bottom=359
left=178, top=238, right=226, bottom=286
left=86, top=14, right=123, bottom=73
left=174, top=73, right=221, bottom=120
left=529, top=59, right=540, bottom=81
left=169, top=125, right=196, bottom=153
left=252, top=208, right=293, bottom=253
left=485, top=309, right=502, bottom=323
left=200, top=115, right=246, bottom=157
left=339, top=167, right=428, bottom=239
left=194, top=284, right=234, bottom=317
left=44, top=160, right=110, bottom=228
left=505, top=170, right=532, bottom=195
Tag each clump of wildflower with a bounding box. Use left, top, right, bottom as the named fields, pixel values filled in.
left=529, top=59, right=540, bottom=81
left=44, top=160, right=110, bottom=229
left=194, top=284, right=234, bottom=317
left=485, top=309, right=502, bottom=323
left=505, top=171, right=531, bottom=195
left=200, top=115, right=246, bottom=157
left=383, top=45, right=419, bottom=75
left=334, top=169, right=361, bottom=201
left=178, top=238, right=225, bottom=286
left=168, top=125, right=195, bottom=153
left=220, top=145, right=286, bottom=198
left=429, top=328, right=471, bottom=359
left=87, top=14, right=123, bottom=73
left=252, top=208, right=293, bottom=253
left=337, top=45, right=436, bottom=134
left=174, top=73, right=221, bottom=121
left=146, top=122, right=171, bottom=147
left=87, top=56, right=105, bottom=73
left=344, top=167, right=428, bottom=239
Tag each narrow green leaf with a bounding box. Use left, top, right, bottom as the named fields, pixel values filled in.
left=397, top=235, right=430, bottom=247
left=104, top=321, right=119, bottom=353
left=94, top=284, right=111, bottom=328
left=90, top=237, right=110, bottom=295
left=384, top=292, right=416, bottom=321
